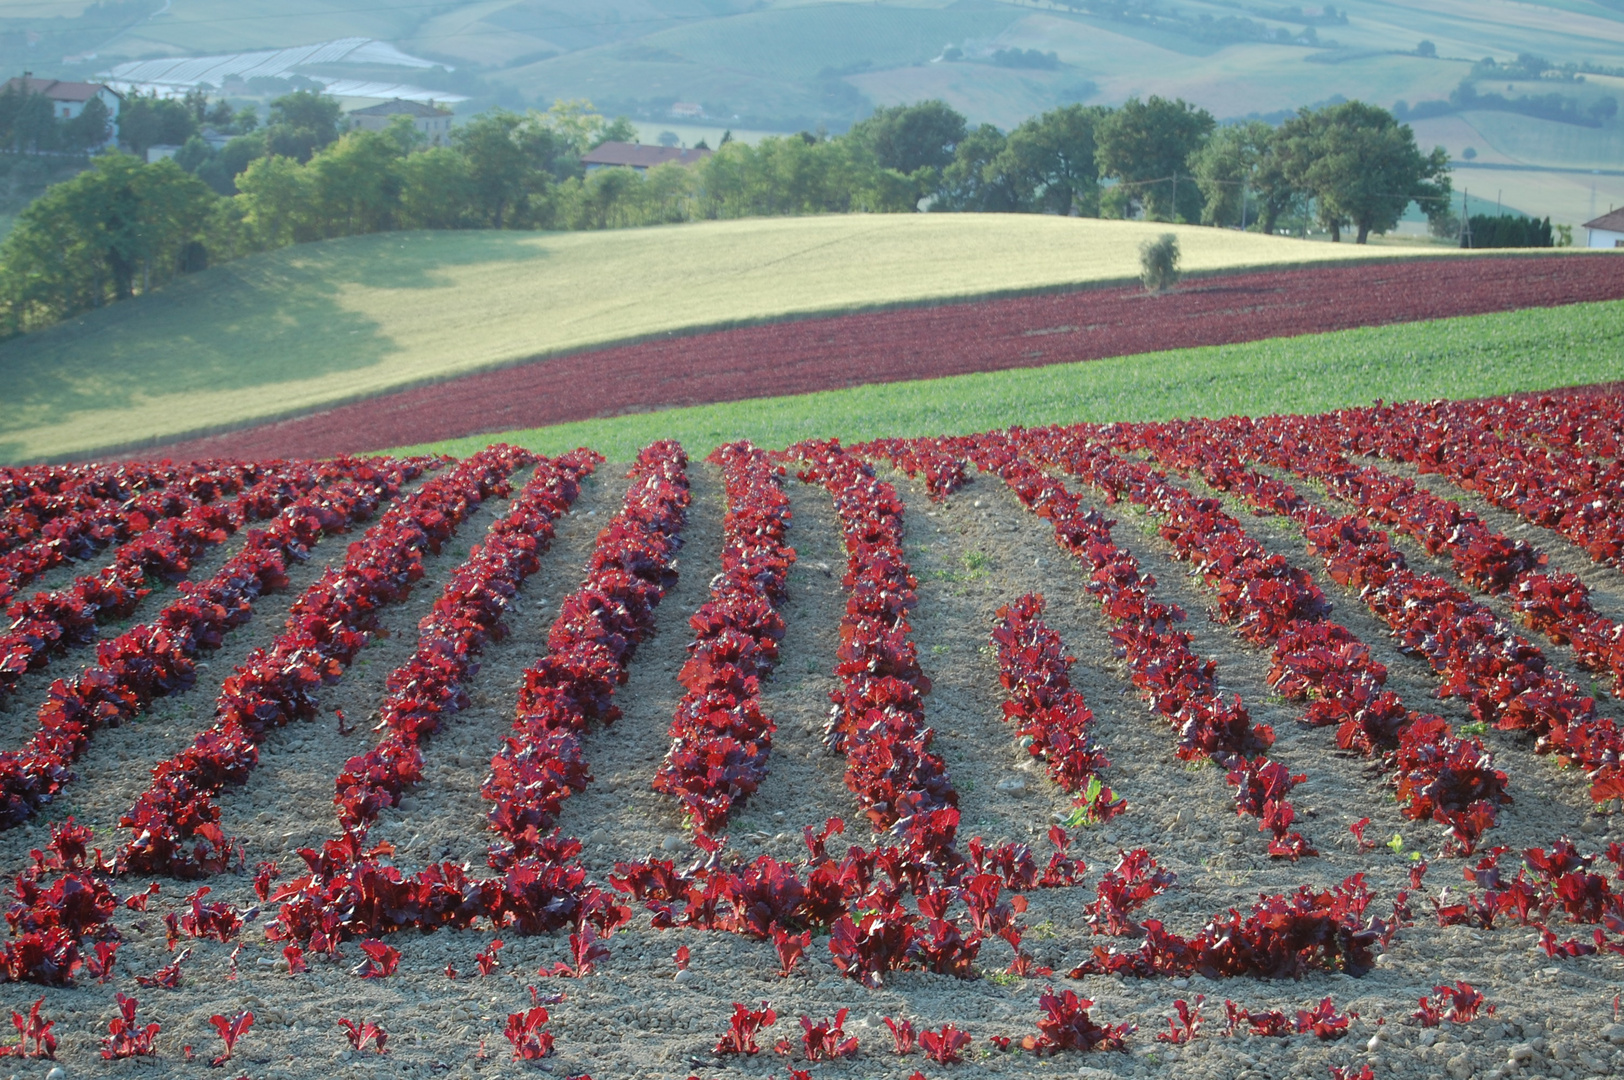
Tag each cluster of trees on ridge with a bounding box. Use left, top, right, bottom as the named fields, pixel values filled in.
left=0, top=91, right=1452, bottom=338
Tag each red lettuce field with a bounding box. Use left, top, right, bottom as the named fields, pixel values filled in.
left=134, top=254, right=1624, bottom=463
left=2, top=390, right=1624, bottom=1078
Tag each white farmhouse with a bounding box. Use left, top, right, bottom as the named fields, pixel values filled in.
left=1583, top=209, right=1624, bottom=248
left=348, top=98, right=455, bottom=145
left=4, top=75, right=120, bottom=121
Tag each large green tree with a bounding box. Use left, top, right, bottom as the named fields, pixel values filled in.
left=0, top=153, right=218, bottom=333
left=184, top=134, right=266, bottom=195
left=990, top=104, right=1106, bottom=216
left=1297, top=101, right=1451, bottom=243
left=1189, top=120, right=1273, bottom=228
left=452, top=110, right=566, bottom=228
left=61, top=97, right=112, bottom=152
left=398, top=146, right=475, bottom=229
left=932, top=124, right=1021, bottom=212
left=692, top=134, right=913, bottom=219
left=849, top=100, right=968, bottom=179
left=1249, top=114, right=1313, bottom=236
left=263, top=90, right=342, bottom=162
left=305, top=127, right=409, bottom=238
left=116, top=93, right=198, bottom=158
left=235, top=153, right=311, bottom=248
left=1095, top=96, right=1214, bottom=222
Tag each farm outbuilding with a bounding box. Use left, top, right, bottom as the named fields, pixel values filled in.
left=581, top=141, right=713, bottom=173
left=1583, top=208, right=1624, bottom=248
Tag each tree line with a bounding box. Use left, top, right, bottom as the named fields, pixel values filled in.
left=0, top=91, right=1452, bottom=337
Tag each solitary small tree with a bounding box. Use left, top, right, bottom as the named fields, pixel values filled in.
left=1140, top=232, right=1180, bottom=293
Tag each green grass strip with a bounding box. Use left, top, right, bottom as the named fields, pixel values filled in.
left=394, top=298, right=1624, bottom=460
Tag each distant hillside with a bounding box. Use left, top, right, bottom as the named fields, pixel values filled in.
left=21, top=0, right=1624, bottom=224
left=0, top=214, right=1442, bottom=463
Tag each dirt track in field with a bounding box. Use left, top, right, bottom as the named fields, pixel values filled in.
left=125, top=254, right=1624, bottom=464
left=5, top=450, right=1624, bottom=1080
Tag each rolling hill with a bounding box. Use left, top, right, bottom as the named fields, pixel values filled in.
left=0, top=214, right=1447, bottom=464
left=19, top=0, right=1624, bottom=225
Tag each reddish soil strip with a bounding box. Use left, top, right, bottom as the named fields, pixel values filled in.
left=132, top=254, right=1624, bottom=462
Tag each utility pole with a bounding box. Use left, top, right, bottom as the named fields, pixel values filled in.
left=1170, top=172, right=1177, bottom=223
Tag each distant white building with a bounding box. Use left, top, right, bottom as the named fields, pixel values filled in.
left=348, top=98, right=455, bottom=145
left=1583, top=209, right=1624, bottom=248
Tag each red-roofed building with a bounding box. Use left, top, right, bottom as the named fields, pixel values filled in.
left=3, top=75, right=121, bottom=124
left=580, top=141, right=712, bottom=173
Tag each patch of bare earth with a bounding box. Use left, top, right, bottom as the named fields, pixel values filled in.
left=2, top=453, right=1622, bottom=1079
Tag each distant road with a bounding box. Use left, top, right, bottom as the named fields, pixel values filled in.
left=1454, top=161, right=1624, bottom=178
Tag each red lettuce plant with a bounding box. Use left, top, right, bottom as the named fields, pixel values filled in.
left=884, top=1016, right=917, bottom=1054
left=208, top=1010, right=253, bottom=1066
left=339, top=1018, right=387, bottom=1054
left=100, top=993, right=159, bottom=1059
left=1021, top=988, right=1133, bottom=1054
left=1157, top=997, right=1204, bottom=1044
left=800, top=1008, right=859, bottom=1061
left=920, top=1024, right=972, bottom=1064
left=504, top=1007, right=554, bottom=1061
left=714, top=1002, right=776, bottom=1055
left=353, top=939, right=400, bottom=978
left=1, top=998, right=55, bottom=1058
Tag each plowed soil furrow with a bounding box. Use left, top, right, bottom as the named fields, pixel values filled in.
left=0, top=529, right=358, bottom=863
left=559, top=459, right=721, bottom=874
left=1165, top=463, right=1611, bottom=850
left=714, top=475, right=863, bottom=861
left=379, top=465, right=627, bottom=870
left=0, top=527, right=261, bottom=743
left=218, top=474, right=525, bottom=869
left=895, top=469, right=1293, bottom=949
left=1382, top=455, right=1624, bottom=628
left=1232, top=462, right=1619, bottom=828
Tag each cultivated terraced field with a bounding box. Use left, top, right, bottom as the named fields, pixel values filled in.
left=0, top=215, right=1449, bottom=465
left=3, top=392, right=1624, bottom=1080
left=133, top=254, right=1624, bottom=463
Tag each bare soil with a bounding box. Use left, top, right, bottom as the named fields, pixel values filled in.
left=2, top=452, right=1621, bottom=1080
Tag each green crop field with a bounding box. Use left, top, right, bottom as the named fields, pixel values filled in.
left=0, top=214, right=1447, bottom=464
left=396, top=297, right=1624, bottom=462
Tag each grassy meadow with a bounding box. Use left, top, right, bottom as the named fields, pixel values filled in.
left=0, top=214, right=1447, bottom=463
left=396, top=296, right=1624, bottom=462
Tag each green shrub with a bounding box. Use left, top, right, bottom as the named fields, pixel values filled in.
left=1140, top=232, right=1181, bottom=293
